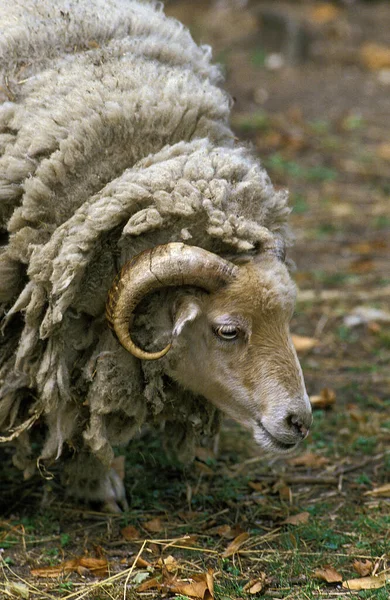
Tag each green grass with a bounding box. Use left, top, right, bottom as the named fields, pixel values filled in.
left=264, top=154, right=338, bottom=182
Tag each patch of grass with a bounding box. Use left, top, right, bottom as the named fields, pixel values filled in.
left=291, top=192, right=309, bottom=214
left=357, top=589, right=390, bottom=600
left=308, top=119, right=332, bottom=134
left=352, top=436, right=377, bottom=455
left=251, top=47, right=267, bottom=68
left=214, top=577, right=246, bottom=599
left=373, top=215, right=390, bottom=229
left=354, top=473, right=372, bottom=486
left=305, top=165, right=338, bottom=182
left=336, top=325, right=360, bottom=342
left=312, top=270, right=355, bottom=285
left=264, top=154, right=338, bottom=182
left=265, top=154, right=305, bottom=178
left=342, top=114, right=365, bottom=131
left=233, top=111, right=270, bottom=133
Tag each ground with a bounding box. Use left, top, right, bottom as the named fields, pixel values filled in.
left=0, top=1, right=389, bottom=599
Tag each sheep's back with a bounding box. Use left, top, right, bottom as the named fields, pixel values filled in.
left=0, top=0, right=232, bottom=233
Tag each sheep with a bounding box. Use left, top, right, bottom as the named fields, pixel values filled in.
left=0, top=0, right=312, bottom=510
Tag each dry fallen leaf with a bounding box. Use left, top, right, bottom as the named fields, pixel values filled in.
left=168, top=569, right=214, bottom=600
left=342, top=573, right=389, bottom=591
left=248, top=480, right=269, bottom=492
left=288, top=452, right=329, bottom=468
left=243, top=572, right=267, bottom=594
left=376, top=142, right=390, bottom=161
left=156, top=555, right=179, bottom=573
left=313, top=566, right=343, bottom=583
left=137, top=576, right=162, bottom=592
left=143, top=517, right=164, bottom=533
left=360, top=43, right=390, bottom=70
left=132, top=556, right=152, bottom=568
left=353, top=560, right=373, bottom=577
left=215, top=524, right=232, bottom=537
left=222, top=532, right=250, bottom=557
left=215, top=524, right=245, bottom=539
left=31, top=556, right=108, bottom=579
left=291, top=334, right=318, bottom=352
left=276, top=483, right=292, bottom=502
left=309, top=3, right=341, bottom=24
left=283, top=512, right=310, bottom=526
left=364, top=483, right=390, bottom=497
left=194, top=460, right=215, bottom=476
left=121, top=524, right=141, bottom=541
left=310, top=388, right=336, bottom=409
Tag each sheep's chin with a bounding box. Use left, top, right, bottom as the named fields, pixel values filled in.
left=252, top=422, right=298, bottom=455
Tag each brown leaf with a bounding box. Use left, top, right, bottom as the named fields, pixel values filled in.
left=353, top=560, right=373, bottom=577
left=215, top=524, right=232, bottom=537
left=277, top=484, right=292, bottom=502
left=222, top=532, right=250, bottom=557
left=309, top=3, right=341, bottom=25
left=31, top=557, right=108, bottom=579
left=243, top=572, right=267, bottom=594
left=349, top=240, right=387, bottom=254
left=215, top=524, right=245, bottom=539
left=168, top=569, right=214, bottom=599
left=313, top=566, right=343, bottom=583
left=342, top=573, right=389, bottom=591
left=143, top=517, right=164, bottom=533
left=283, top=512, right=310, bottom=526
left=376, top=142, right=390, bottom=161
left=349, top=258, right=375, bottom=274
left=135, top=556, right=152, bottom=568
left=156, top=555, right=179, bottom=573
left=360, top=43, right=390, bottom=70
left=31, top=565, right=69, bottom=578
left=248, top=480, right=268, bottom=492
left=194, top=460, right=215, bottom=476
left=77, top=557, right=108, bottom=577
left=310, top=388, right=336, bottom=409
left=137, top=576, right=162, bottom=592
left=291, top=334, right=318, bottom=352
left=364, top=483, right=390, bottom=497
left=288, top=452, right=330, bottom=468
left=121, top=525, right=141, bottom=541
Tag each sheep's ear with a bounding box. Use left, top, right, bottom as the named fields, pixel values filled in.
left=172, top=297, right=202, bottom=337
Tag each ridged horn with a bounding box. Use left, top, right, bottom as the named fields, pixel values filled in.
left=106, top=242, right=238, bottom=360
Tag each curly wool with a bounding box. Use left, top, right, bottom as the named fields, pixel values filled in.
left=0, top=0, right=291, bottom=476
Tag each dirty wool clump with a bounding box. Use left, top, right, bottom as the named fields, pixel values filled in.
left=0, top=0, right=291, bottom=500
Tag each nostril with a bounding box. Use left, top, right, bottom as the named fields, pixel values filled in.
left=287, top=414, right=309, bottom=439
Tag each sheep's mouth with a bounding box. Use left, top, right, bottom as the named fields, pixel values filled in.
left=255, top=421, right=297, bottom=452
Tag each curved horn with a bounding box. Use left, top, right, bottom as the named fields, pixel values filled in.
left=106, top=242, right=238, bottom=360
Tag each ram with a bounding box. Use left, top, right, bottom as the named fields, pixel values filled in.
left=0, top=0, right=312, bottom=510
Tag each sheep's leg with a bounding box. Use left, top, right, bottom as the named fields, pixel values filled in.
left=62, top=452, right=128, bottom=513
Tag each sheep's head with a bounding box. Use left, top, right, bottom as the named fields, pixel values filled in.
left=106, top=242, right=312, bottom=453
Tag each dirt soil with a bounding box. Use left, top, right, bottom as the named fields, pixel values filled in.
left=1, top=1, right=389, bottom=599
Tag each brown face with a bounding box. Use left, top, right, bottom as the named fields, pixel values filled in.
left=165, top=258, right=312, bottom=453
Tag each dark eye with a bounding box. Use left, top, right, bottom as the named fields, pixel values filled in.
left=214, top=325, right=239, bottom=341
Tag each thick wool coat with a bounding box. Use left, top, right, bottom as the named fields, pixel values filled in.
left=0, top=0, right=291, bottom=498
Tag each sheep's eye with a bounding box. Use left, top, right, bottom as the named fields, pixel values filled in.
left=214, top=325, right=239, bottom=341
